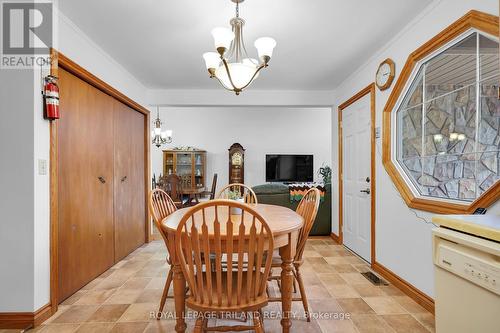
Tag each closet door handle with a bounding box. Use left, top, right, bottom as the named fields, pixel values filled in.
left=98, top=176, right=106, bottom=184
left=121, top=176, right=127, bottom=182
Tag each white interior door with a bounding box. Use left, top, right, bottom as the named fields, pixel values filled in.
left=342, top=94, right=372, bottom=262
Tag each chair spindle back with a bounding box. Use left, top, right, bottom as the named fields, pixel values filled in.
left=295, top=188, right=321, bottom=261
left=175, top=199, right=273, bottom=308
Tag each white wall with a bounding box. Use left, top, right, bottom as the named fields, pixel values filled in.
left=151, top=107, right=332, bottom=192
left=332, top=0, right=500, bottom=298
left=0, top=70, right=36, bottom=312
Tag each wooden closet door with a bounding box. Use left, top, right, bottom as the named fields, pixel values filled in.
left=57, top=68, right=115, bottom=302
left=113, top=100, right=146, bottom=261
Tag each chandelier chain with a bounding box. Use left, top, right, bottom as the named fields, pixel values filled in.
left=235, top=1, right=239, bottom=18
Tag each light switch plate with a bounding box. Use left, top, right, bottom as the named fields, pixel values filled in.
left=38, top=159, right=47, bottom=175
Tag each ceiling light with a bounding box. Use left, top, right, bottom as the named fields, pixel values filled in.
left=202, top=0, right=276, bottom=95
left=151, top=107, right=172, bottom=148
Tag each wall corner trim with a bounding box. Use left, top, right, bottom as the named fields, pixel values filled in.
left=330, top=232, right=341, bottom=244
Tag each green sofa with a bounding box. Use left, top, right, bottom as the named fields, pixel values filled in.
left=252, top=183, right=331, bottom=236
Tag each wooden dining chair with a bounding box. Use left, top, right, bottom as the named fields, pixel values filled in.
left=148, top=189, right=178, bottom=319
left=216, top=183, right=258, bottom=204
left=268, top=188, right=320, bottom=322
left=175, top=199, right=274, bottom=332
left=199, top=173, right=218, bottom=202
left=164, top=174, right=186, bottom=208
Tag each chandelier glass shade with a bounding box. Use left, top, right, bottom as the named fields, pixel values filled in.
left=151, top=107, right=172, bottom=148
left=203, top=0, right=276, bottom=95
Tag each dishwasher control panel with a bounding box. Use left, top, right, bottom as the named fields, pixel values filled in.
left=435, top=238, right=500, bottom=295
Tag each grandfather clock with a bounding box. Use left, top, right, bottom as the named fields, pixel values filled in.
left=228, top=143, right=245, bottom=185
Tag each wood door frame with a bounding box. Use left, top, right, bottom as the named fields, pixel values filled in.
left=49, top=49, right=151, bottom=315
left=336, top=83, right=376, bottom=264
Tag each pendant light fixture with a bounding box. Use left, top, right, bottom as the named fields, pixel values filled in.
left=202, top=0, right=277, bottom=95
left=151, top=107, right=172, bottom=148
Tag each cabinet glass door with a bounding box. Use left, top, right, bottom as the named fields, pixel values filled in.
left=176, top=153, right=192, bottom=189
left=164, top=152, right=174, bottom=175
left=194, top=153, right=204, bottom=189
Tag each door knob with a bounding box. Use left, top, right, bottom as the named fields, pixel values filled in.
left=98, top=176, right=106, bottom=184
left=360, top=188, right=370, bottom=194
left=121, top=176, right=127, bottom=182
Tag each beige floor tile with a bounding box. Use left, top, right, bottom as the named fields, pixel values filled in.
left=118, top=303, right=157, bottom=322
left=86, top=304, right=130, bottom=323
left=93, top=277, right=129, bottom=291
left=308, top=299, right=344, bottom=314
left=51, top=306, right=100, bottom=324
left=324, top=257, right=350, bottom=265
left=143, top=320, right=176, bottom=333
left=363, top=297, right=407, bottom=315
left=339, top=273, right=371, bottom=285
left=351, top=284, right=385, bottom=297
left=110, top=322, right=149, bottom=333
left=144, top=277, right=166, bottom=290
left=106, top=269, right=140, bottom=281
left=324, top=284, right=360, bottom=299
left=42, top=306, right=71, bottom=325
left=135, top=289, right=162, bottom=303
left=74, top=289, right=117, bottom=305
left=98, top=269, right=117, bottom=279
left=305, top=257, right=328, bottom=265
left=343, top=256, right=367, bottom=265
left=412, top=313, right=435, bottom=332
left=301, top=283, right=334, bottom=300
left=36, top=324, right=81, bottom=333
left=303, top=250, right=323, bottom=258
left=391, top=296, right=428, bottom=314
left=104, top=290, right=142, bottom=305
left=381, top=314, right=429, bottom=333
left=353, top=264, right=372, bottom=273
left=351, top=314, right=396, bottom=333
left=80, top=279, right=103, bottom=291
left=268, top=318, right=323, bottom=333
left=337, top=298, right=375, bottom=314
left=74, top=323, right=114, bottom=333
left=61, top=291, right=87, bottom=306
left=380, top=285, right=405, bottom=296
left=316, top=318, right=358, bottom=333
left=120, top=278, right=152, bottom=291
left=317, top=273, right=347, bottom=285
left=330, top=264, right=358, bottom=273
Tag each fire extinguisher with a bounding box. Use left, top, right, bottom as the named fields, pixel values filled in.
left=43, top=75, right=60, bottom=120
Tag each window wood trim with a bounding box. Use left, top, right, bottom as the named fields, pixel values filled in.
left=382, top=10, right=500, bottom=214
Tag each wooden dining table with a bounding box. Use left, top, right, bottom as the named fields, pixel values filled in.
left=161, top=203, right=304, bottom=333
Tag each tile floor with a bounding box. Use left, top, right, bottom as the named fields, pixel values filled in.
left=5, top=237, right=435, bottom=333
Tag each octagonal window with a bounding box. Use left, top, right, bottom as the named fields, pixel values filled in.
left=395, top=31, right=500, bottom=203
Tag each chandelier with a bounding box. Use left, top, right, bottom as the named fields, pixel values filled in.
left=202, top=0, right=276, bottom=95
left=151, top=107, right=172, bottom=148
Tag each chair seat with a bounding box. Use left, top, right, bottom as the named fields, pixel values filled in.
left=186, top=271, right=268, bottom=313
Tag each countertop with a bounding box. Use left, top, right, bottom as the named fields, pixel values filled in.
left=432, top=215, right=500, bottom=242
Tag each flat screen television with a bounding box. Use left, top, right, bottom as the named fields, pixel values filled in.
left=266, top=154, right=313, bottom=182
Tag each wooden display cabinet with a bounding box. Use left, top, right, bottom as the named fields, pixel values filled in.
left=163, top=149, right=207, bottom=192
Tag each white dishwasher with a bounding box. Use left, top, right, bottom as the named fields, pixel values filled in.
left=432, top=215, right=500, bottom=333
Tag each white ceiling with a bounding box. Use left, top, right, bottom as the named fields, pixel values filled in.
left=59, top=0, right=434, bottom=90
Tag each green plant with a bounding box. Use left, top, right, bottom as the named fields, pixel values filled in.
left=318, top=164, right=332, bottom=184
left=227, top=190, right=242, bottom=200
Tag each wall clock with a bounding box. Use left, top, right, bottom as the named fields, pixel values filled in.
left=228, top=143, right=245, bottom=186
left=375, top=58, right=396, bottom=91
